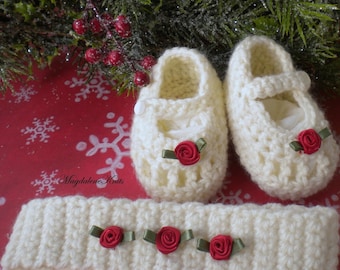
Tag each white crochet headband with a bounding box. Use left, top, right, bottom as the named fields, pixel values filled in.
left=1, top=196, right=339, bottom=270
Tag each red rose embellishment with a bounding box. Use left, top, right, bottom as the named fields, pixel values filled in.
left=99, top=226, right=123, bottom=248
left=156, top=226, right=181, bottom=254
left=297, top=129, right=322, bottom=154
left=289, top=128, right=331, bottom=155
left=174, top=141, right=200, bottom=165
left=197, top=235, right=245, bottom=261
left=143, top=227, right=194, bottom=254
left=162, top=138, right=207, bottom=166
left=209, top=235, right=233, bottom=260
left=89, top=225, right=135, bottom=249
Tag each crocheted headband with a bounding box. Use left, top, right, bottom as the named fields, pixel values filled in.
left=1, top=196, right=339, bottom=270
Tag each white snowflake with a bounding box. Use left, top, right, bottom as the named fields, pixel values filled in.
left=210, top=179, right=252, bottom=204
left=31, top=170, right=62, bottom=195
left=21, top=116, right=60, bottom=145
left=64, top=71, right=112, bottom=102
left=9, top=86, right=37, bottom=103
left=76, top=112, right=130, bottom=178
left=212, top=189, right=252, bottom=204
left=0, top=196, right=6, bottom=206
left=295, top=193, right=340, bottom=210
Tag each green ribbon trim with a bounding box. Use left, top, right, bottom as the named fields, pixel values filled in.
left=89, top=225, right=135, bottom=242
left=196, top=238, right=245, bottom=256
left=180, top=229, right=194, bottom=243
left=319, top=127, right=331, bottom=140
left=196, top=138, right=207, bottom=152
left=123, top=231, right=136, bottom=242
left=89, top=225, right=104, bottom=238
left=162, top=149, right=177, bottom=159
left=143, top=229, right=157, bottom=244
left=196, top=238, right=210, bottom=252
left=289, top=141, right=304, bottom=152
left=231, top=238, right=245, bottom=256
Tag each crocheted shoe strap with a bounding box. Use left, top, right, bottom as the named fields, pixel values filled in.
left=134, top=95, right=213, bottom=118
left=242, top=71, right=311, bottom=100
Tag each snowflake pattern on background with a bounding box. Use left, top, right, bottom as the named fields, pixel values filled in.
left=0, top=197, right=6, bottom=206
left=9, top=86, right=37, bottom=103
left=31, top=170, right=62, bottom=195
left=76, top=112, right=130, bottom=179
left=213, top=189, right=252, bottom=204
left=210, top=179, right=252, bottom=204
left=21, top=116, right=60, bottom=145
left=296, top=192, right=340, bottom=210
left=64, top=71, right=112, bottom=102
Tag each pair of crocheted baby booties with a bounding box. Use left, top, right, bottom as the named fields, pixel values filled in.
left=131, top=35, right=339, bottom=203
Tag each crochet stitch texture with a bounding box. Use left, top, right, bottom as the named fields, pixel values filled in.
left=130, top=47, right=228, bottom=203
left=1, top=196, right=338, bottom=270
left=225, top=35, right=339, bottom=200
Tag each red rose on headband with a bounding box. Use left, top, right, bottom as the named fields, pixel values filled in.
left=209, top=235, right=233, bottom=260
left=156, top=226, right=181, bottom=254
left=99, top=226, right=123, bottom=249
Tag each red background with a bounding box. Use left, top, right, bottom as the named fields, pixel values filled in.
left=0, top=57, right=339, bottom=268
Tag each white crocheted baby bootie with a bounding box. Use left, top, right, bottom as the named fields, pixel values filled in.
left=225, top=35, right=339, bottom=200
left=131, top=47, right=228, bottom=203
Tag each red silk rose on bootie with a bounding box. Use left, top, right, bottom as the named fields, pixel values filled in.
left=289, top=128, right=331, bottom=155
left=162, top=138, right=207, bottom=165
left=174, top=141, right=200, bottom=165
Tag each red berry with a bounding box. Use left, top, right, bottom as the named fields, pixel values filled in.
left=114, top=15, right=131, bottom=38
left=134, top=71, right=150, bottom=86
left=90, top=18, right=102, bottom=33
left=104, top=50, right=124, bottom=66
left=85, top=48, right=101, bottom=63
left=73, top=19, right=86, bottom=35
left=115, top=14, right=126, bottom=22
left=141, top=55, right=156, bottom=70
left=102, top=13, right=114, bottom=26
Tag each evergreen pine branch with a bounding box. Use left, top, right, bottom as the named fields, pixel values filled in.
left=0, top=0, right=339, bottom=96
